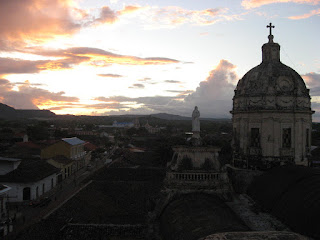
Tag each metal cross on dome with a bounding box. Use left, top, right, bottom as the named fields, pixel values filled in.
left=267, top=23, right=275, bottom=36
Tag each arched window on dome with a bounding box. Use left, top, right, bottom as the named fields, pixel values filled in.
left=306, top=129, right=310, bottom=152
left=282, top=128, right=291, bottom=148
left=250, top=128, right=260, bottom=148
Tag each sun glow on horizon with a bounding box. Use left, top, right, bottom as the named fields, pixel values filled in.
left=0, top=0, right=319, bottom=117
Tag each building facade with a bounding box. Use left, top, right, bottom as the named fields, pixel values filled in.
left=41, top=137, right=90, bottom=171
left=231, top=24, right=313, bottom=169
left=0, top=158, right=59, bottom=202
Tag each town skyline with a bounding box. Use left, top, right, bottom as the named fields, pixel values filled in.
left=0, top=0, right=319, bottom=119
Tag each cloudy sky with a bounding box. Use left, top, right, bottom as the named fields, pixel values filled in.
left=0, top=0, right=319, bottom=119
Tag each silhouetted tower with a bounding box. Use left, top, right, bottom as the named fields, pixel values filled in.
left=231, top=23, right=313, bottom=169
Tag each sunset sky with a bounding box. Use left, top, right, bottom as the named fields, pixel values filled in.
left=0, top=0, right=319, bottom=119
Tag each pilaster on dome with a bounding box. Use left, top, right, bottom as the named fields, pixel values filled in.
left=262, top=23, right=280, bottom=62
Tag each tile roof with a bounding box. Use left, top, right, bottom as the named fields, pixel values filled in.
left=62, top=137, right=85, bottom=146
left=51, top=155, right=74, bottom=165
left=84, top=142, right=98, bottom=151
left=15, top=141, right=41, bottom=149
left=0, top=158, right=59, bottom=183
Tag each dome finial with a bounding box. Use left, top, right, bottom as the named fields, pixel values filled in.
left=266, top=23, right=275, bottom=42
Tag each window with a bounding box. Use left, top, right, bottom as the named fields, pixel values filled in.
left=36, top=186, right=39, bottom=198
left=234, top=128, right=238, bottom=145
left=1, top=197, right=3, bottom=213
left=306, top=129, right=310, bottom=148
left=251, top=128, right=260, bottom=148
left=23, top=187, right=31, bottom=201
left=51, top=178, right=54, bottom=189
left=42, top=183, right=45, bottom=194
left=282, top=128, right=291, bottom=148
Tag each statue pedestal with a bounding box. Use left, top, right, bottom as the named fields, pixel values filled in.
left=192, top=131, right=201, bottom=146
left=192, top=131, right=200, bottom=139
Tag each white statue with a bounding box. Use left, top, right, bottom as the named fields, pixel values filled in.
left=192, top=106, right=200, bottom=132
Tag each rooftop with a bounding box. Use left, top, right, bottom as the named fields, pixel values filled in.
left=0, top=156, right=21, bottom=162
left=50, top=155, right=74, bottom=165
left=62, top=137, right=85, bottom=146
left=0, top=184, right=11, bottom=194
left=0, top=158, right=59, bottom=183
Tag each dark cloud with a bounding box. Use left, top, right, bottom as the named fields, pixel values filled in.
left=0, top=56, right=88, bottom=75
left=183, top=59, right=236, bottom=117
left=93, top=96, right=132, bottom=102
left=303, top=72, right=320, bottom=96
left=96, top=6, right=118, bottom=24
left=97, top=74, right=124, bottom=78
left=166, top=90, right=194, bottom=96
left=129, top=84, right=145, bottom=89
left=138, top=77, right=152, bottom=82
left=84, top=103, right=128, bottom=110
left=165, top=80, right=182, bottom=83
left=0, top=46, right=180, bottom=76
left=25, top=46, right=180, bottom=66
left=14, top=81, right=45, bottom=87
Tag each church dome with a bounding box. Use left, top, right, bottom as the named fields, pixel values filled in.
left=232, top=29, right=311, bottom=113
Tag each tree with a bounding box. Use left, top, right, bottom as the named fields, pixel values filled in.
left=27, top=123, right=49, bottom=140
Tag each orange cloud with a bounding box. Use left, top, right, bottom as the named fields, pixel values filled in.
left=97, top=74, right=124, bottom=78
left=0, top=56, right=88, bottom=75
left=117, top=5, right=145, bottom=15
left=288, top=8, right=320, bottom=19
left=242, top=0, right=320, bottom=9
left=0, top=78, right=79, bottom=109
left=26, top=47, right=180, bottom=66
left=0, top=0, right=80, bottom=49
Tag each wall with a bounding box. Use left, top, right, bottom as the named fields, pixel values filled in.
left=2, top=173, right=57, bottom=202
left=233, top=111, right=312, bottom=165
left=41, top=141, right=71, bottom=159
left=171, top=147, right=220, bottom=170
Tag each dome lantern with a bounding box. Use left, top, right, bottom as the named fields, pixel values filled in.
left=262, top=23, right=280, bottom=62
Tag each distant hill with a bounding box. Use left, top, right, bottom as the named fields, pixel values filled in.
left=150, top=113, right=230, bottom=122
left=0, top=103, right=17, bottom=119
left=150, top=113, right=190, bottom=120
left=0, top=103, right=229, bottom=122
left=0, top=103, right=56, bottom=120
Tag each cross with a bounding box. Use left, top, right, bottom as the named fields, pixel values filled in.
left=267, top=23, right=275, bottom=36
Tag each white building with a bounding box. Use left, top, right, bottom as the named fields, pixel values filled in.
left=0, top=157, right=21, bottom=175
left=0, top=184, right=11, bottom=219
left=0, top=158, right=59, bottom=202
left=231, top=24, right=314, bottom=169
left=0, top=184, right=11, bottom=237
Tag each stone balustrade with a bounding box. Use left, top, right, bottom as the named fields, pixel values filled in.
left=167, top=172, right=221, bottom=182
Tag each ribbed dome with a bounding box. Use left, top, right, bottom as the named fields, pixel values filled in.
left=232, top=34, right=312, bottom=113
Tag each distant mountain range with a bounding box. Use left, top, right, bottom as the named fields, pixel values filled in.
left=150, top=113, right=190, bottom=120
left=0, top=103, right=230, bottom=121
left=0, top=103, right=56, bottom=120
